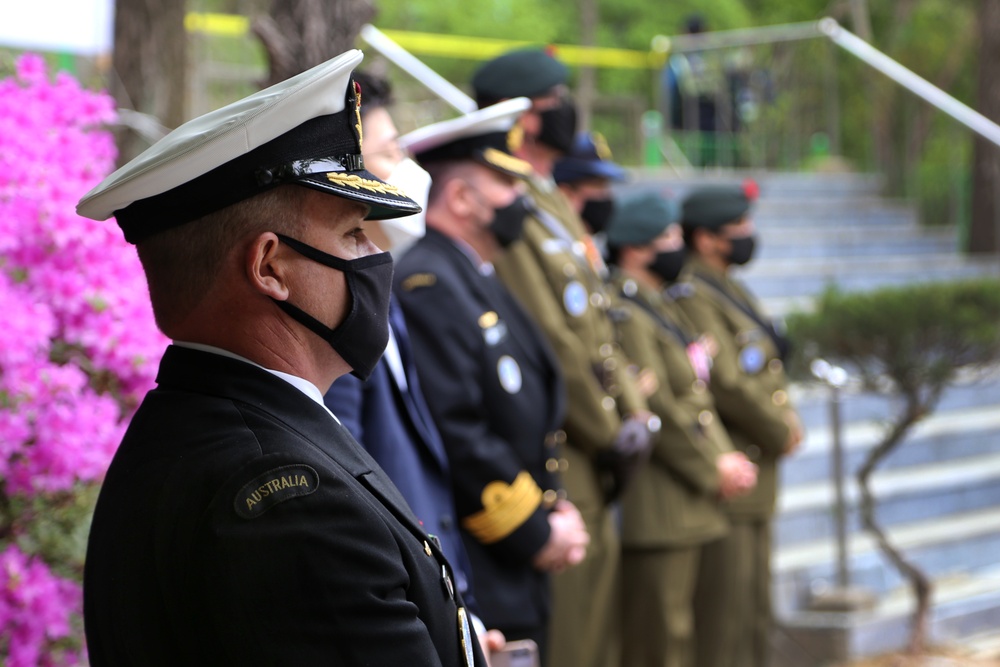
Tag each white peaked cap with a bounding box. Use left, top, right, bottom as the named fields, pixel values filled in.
left=78, top=49, right=420, bottom=244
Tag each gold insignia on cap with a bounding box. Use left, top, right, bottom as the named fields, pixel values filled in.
left=507, top=123, right=524, bottom=153
left=592, top=132, right=612, bottom=160
left=401, top=273, right=437, bottom=291
left=462, top=471, right=543, bottom=544
left=353, top=80, right=364, bottom=149
left=482, top=148, right=532, bottom=177
left=326, top=173, right=403, bottom=195
left=478, top=311, right=499, bottom=328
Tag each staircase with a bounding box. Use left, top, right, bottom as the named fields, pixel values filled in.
left=627, top=170, right=1000, bottom=664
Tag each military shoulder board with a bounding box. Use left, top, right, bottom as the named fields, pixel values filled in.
left=401, top=273, right=437, bottom=292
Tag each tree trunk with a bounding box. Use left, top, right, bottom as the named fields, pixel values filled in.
left=969, top=0, right=1000, bottom=253
left=112, top=0, right=188, bottom=165
left=576, top=0, right=598, bottom=133
left=253, top=0, right=377, bottom=88
left=858, top=394, right=938, bottom=656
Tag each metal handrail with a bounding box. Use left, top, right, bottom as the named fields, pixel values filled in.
left=661, top=18, right=1000, bottom=150
left=818, top=19, right=1000, bottom=149
left=361, top=18, right=1000, bottom=153
left=664, top=21, right=824, bottom=53
left=359, top=24, right=477, bottom=114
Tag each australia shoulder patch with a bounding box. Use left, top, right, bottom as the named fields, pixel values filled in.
left=234, top=464, right=319, bottom=519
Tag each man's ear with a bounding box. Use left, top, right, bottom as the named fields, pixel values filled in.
left=446, top=177, right=475, bottom=220
left=246, top=232, right=290, bottom=300
left=692, top=228, right=715, bottom=256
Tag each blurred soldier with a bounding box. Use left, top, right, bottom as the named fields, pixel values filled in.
left=323, top=72, right=506, bottom=657
left=553, top=131, right=627, bottom=260
left=672, top=184, right=804, bottom=667
left=604, top=191, right=758, bottom=667
left=472, top=49, right=657, bottom=667
left=78, top=51, right=486, bottom=665
left=393, top=99, right=589, bottom=657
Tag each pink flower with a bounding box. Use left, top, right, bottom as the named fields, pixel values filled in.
left=0, top=546, right=83, bottom=667
left=0, top=53, right=166, bottom=664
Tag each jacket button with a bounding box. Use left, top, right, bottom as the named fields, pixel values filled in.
left=692, top=379, right=707, bottom=394
left=698, top=410, right=714, bottom=426
left=602, top=396, right=617, bottom=411
left=768, top=359, right=783, bottom=373
left=772, top=390, right=788, bottom=406
left=746, top=445, right=761, bottom=460
left=546, top=458, right=560, bottom=473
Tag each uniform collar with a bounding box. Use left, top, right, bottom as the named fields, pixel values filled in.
left=172, top=341, right=340, bottom=423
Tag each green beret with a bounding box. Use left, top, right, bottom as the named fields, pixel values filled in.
left=472, top=49, right=568, bottom=103
left=606, top=191, right=679, bottom=248
left=681, top=185, right=751, bottom=230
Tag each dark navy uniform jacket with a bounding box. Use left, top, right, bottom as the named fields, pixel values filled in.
left=325, top=298, right=478, bottom=610
left=84, top=345, right=485, bottom=667
left=394, top=228, right=566, bottom=637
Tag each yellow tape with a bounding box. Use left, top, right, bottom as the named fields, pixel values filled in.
left=185, top=13, right=666, bottom=69
left=185, top=12, right=250, bottom=38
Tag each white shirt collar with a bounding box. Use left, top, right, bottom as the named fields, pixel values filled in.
left=172, top=341, right=340, bottom=423
left=451, top=236, right=495, bottom=276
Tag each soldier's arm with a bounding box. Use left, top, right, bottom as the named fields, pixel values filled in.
left=678, top=294, right=790, bottom=458
left=616, top=306, right=720, bottom=495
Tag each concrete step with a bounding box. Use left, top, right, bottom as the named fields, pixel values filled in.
left=776, top=450, right=1000, bottom=548
left=742, top=262, right=1000, bottom=299
left=754, top=200, right=918, bottom=226
left=776, top=569, right=1000, bottom=662
left=627, top=169, right=887, bottom=199
left=756, top=223, right=944, bottom=243
left=774, top=506, right=1000, bottom=611
left=739, top=253, right=998, bottom=278
left=789, top=369, right=1000, bottom=433
left=756, top=234, right=956, bottom=260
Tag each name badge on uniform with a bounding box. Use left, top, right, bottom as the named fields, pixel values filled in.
left=497, top=355, right=523, bottom=394
left=563, top=281, right=588, bottom=317
left=479, top=311, right=508, bottom=346
left=541, top=238, right=567, bottom=255
left=458, top=607, right=475, bottom=667
left=739, top=344, right=766, bottom=374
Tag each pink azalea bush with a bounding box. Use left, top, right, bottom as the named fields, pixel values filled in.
left=0, top=54, right=167, bottom=665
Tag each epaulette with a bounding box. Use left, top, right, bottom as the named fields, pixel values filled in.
left=400, top=273, right=437, bottom=292
left=667, top=282, right=695, bottom=300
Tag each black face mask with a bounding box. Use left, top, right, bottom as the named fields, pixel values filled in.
left=273, top=234, right=393, bottom=381
left=726, top=234, right=757, bottom=266
left=537, top=98, right=578, bottom=155
left=489, top=195, right=530, bottom=247
left=649, top=248, right=686, bottom=283
left=580, top=197, right=614, bottom=234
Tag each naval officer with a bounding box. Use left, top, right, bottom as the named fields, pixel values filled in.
left=78, top=51, right=486, bottom=666
left=394, top=99, right=587, bottom=660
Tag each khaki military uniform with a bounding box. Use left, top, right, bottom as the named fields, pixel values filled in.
left=612, top=273, right=733, bottom=667
left=494, top=176, right=646, bottom=667
left=672, top=256, right=796, bottom=667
